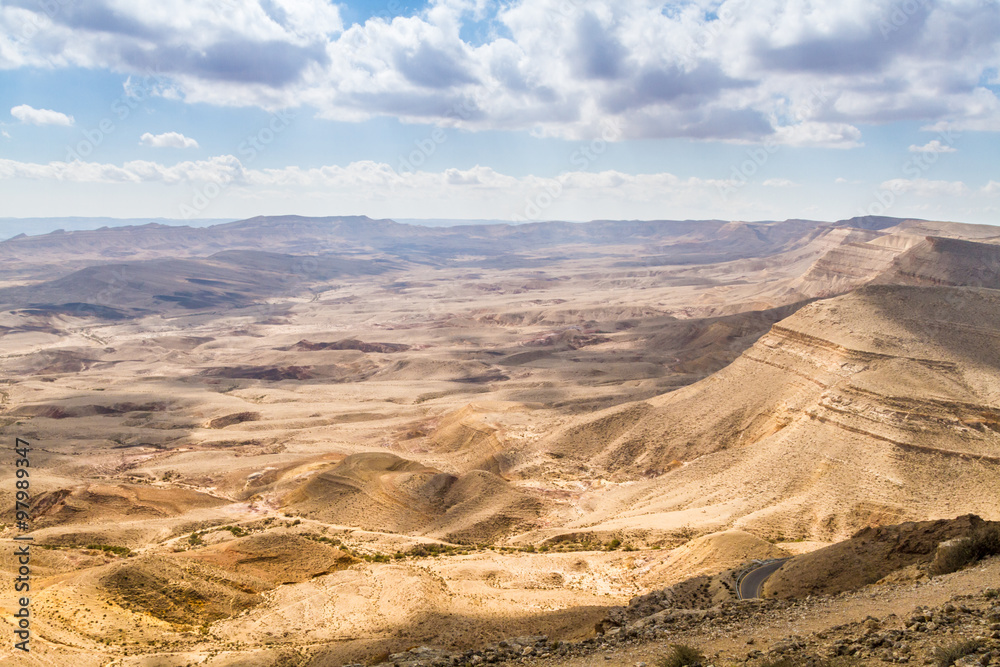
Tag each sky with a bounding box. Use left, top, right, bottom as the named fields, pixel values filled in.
left=1, top=0, right=999, bottom=228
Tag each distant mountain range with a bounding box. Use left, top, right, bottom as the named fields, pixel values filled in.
left=0, top=216, right=236, bottom=241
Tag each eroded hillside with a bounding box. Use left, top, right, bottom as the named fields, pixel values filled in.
left=0, top=215, right=998, bottom=666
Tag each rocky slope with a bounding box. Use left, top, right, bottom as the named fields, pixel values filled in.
left=346, top=559, right=1000, bottom=667
left=540, top=285, right=1000, bottom=542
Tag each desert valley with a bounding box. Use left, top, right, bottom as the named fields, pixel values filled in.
left=0, top=214, right=998, bottom=666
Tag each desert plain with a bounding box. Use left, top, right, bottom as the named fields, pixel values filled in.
left=0, top=214, right=998, bottom=666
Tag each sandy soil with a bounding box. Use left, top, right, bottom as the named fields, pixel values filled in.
left=0, top=215, right=997, bottom=665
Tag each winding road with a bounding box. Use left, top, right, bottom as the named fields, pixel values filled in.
left=738, top=558, right=790, bottom=599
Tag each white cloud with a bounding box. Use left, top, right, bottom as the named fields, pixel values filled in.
left=909, top=140, right=956, bottom=154
left=771, top=122, right=863, bottom=149
left=762, top=178, right=797, bottom=188
left=0, top=153, right=738, bottom=220
left=58, top=157, right=755, bottom=219
left=140, top=131, right=199, bottom=149
left=10, top=104, right=74, bottom=126
left=880, top=178, right=970, bottom=197
left=2, top=1, right=1000, bottom=143
left=983, top=181, right=1000, bottom=195
left=1, top=130, right=9, bottom=140
left=834, top=177, right=848, bottom=184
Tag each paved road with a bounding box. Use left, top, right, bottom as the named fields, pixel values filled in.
left=738, top=558, right=790, bottom=599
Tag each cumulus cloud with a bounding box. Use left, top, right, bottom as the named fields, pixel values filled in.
left=909, top=140, right=957, bottom=153
left=0, top=154, right=246, bottom=184
left=0, top=153, right=732, bottom=213
left=0, top=0, right=342, bottom=86
left=2, top=0, right=1000, bottom=143
left=140, top=131, right=199, bottom=148
left=10, top=104, right=74, bottom=126
left=1, top=130, right=9, bottom=139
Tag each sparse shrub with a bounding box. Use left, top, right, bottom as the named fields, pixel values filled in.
left=758, top=658, right=858, bottom=667
left=934, top=639, right=984, bottom=667
left=985, top=588, right=999, bottom=599
left=86, top=544, right=131, bottom=556
left=606, top=538, right=622, bottom=551
left=656, top=643, right=705, bottom=667
left=674, top=525, right=698, bottom=540
left=931, top=525, right=1000, bottom=575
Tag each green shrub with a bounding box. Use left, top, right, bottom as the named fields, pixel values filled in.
left=934, top=639, right=984, bottom=667
left=656, top=643, right=705, bottom=667
left=85, top=544, right=131, bottom=556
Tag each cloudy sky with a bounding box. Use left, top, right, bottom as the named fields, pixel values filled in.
left=1, top=0, right=999, bottom=226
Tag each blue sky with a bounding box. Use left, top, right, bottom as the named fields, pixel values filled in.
left=0, top=0, right=999, bottom=228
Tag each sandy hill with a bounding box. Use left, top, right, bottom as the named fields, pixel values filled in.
left=73, top=533, right=357, bottom=628
left=637, top=530, right=789, bottom=589
left=541, top=285, right=1000, bottom=541
left=25, top=482, right=227, bottom=530
left=282, top=452, right=543, bottom=543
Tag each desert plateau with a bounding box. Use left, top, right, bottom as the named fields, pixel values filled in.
left=0, top=214, right=997, bottom=666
